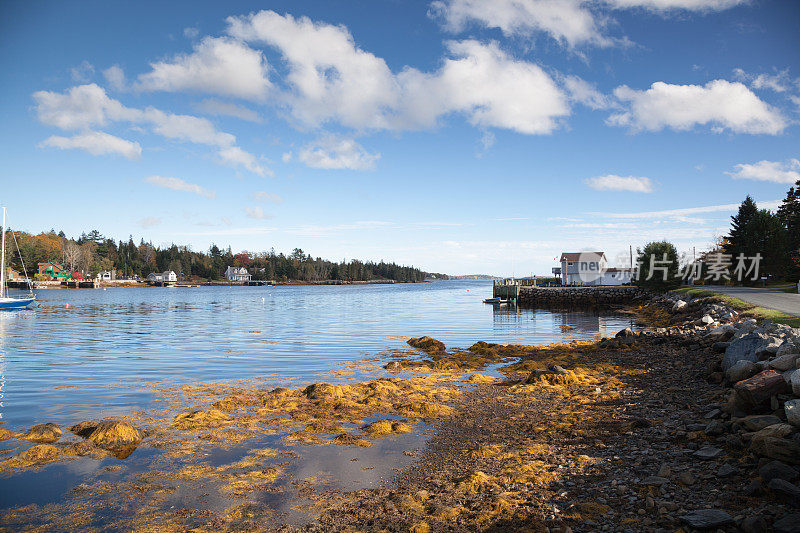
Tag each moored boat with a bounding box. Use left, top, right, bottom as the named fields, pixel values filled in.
left=0, top=207, right=36, bottom=310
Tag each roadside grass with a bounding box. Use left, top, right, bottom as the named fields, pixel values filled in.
left=673, top=287, right=800, bottom=328
left=770, top=285, right=799, bottom=294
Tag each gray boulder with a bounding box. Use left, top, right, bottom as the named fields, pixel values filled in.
left=680, top=509, right=734, bottom=529
left=771, top=353, right=800, bottom=371
left=768, top=478, right=800, bottom=507
left=672, top=300, right=688, bottom=313
left=726, top=360, right=757, bottom=384
left=723, top=332, right=769, bottom=371
left=785, top=399, right=800, bottom=428
left=791, top=370, right=800, bottom=396
left=759, top=460, right=800, bottom=483
left=777, top=341, right=800, bottom=358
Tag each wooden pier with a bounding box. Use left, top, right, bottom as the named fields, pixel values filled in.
left=493, top=279, right=522, bottom=299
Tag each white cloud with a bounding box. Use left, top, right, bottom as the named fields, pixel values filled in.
left=732, top=68, right=794, bottom=93
left=227, top=11, right=398, bottom=129
left=40, top=131, right=142, bottom=159
left=144, top=175, right=216, bottom=199
left=226, top=11, right=569, bottom=134
left=281, top=152, right=292, bottom=163
left=138, top=216, right=162, bottom=228
left=727, top=159, right=800, bottom=184
left=585, top=174, right=654, bottom=192
left=33, top=83, right=136, bottom=130
left=397, top=40, right=570, bottom=134
left=136, top=37, right=271, bottom=101
left=429, top=0, right=612, bottom=48
left=70, top=60, right=95, bottom=83
left=608, top=80, right=787, bottom=134
left=184, top=26, right=200, bottom=39
left=591, top=200, right=782, bottom=219
left=194, top=98, right=261, bottom=122
left=605, top=0, right=748, bottom=11
left=298, top=136, right=380, bottom=170
left=32, top=84, right=267, bottom=175
left=103, top=65, right=126, bottom=91
left=562, top=74, right=614, bottom=109
left=217, top=146, right=271, bottom=177
left=253, top=191, right=283, bottom=203
left=245, top=206, right=272, bottom=219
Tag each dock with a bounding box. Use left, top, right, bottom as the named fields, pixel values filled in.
left=492, top=278, right=534, bottom=299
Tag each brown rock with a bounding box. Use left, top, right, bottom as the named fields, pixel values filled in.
left=19, top=423, right=62, bottom=443
left=211, top=395, right=245, bottom=412
left=733, top=370, right=789, bottom=412
left=87, top=420, right=142, bottom=450
left=304, top=383, right=344, bottom=400
left=173, top=409, right=232, bottom=429
left=0, top=428, right=18, bottom=441
left=750, top=436, right=800, bottom=465
left=69, top=420, right=98, bottom=438
left=20, top=444, right=61, bottom=464
left=407, top=336, right=446, bottom=352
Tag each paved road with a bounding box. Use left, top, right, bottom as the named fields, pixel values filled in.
left=705, top=285, right=800, bottom=317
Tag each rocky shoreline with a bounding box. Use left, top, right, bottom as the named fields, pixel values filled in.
left=1, top=292, right=799, bottom=531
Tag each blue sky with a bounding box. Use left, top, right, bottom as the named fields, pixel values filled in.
left=1, top=0, right=798, bottom=275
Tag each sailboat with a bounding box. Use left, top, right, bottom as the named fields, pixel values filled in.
left=0, top=207, right=36, bottom=309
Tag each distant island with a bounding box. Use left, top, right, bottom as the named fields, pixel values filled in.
left=8, top=229, right=426, bottom=283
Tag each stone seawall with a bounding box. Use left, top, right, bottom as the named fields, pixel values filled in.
left=518, top=286, right=647, bottom=308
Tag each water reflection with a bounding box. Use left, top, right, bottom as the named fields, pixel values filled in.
left=1, top=281, right=633, bottom=429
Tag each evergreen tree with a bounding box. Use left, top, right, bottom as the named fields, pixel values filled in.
left=777, top=179, right=800, bottom=281
left=725, top=195, right=758, bottom=259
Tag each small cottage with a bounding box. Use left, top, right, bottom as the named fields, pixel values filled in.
left=225, top=266, right=251, bottom=282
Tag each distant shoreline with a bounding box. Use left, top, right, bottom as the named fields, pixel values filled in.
left=22, top=279, right=428, bottom=289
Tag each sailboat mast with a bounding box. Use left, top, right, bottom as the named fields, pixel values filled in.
left=0, top=207, right=6, bottom=299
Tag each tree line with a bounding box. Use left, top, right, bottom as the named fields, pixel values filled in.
left=635, top=178, right=800, bottom=291
left=4, top=229, right=426, bottom=283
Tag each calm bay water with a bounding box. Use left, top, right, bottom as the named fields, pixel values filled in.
left=0, top=280, right=634, bottom=431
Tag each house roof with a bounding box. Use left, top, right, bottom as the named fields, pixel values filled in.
left=560, top=252, right=606, bottom=262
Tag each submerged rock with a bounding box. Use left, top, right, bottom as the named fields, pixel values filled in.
left=362, top=419, right=413, bottom=437
left=19, top=423, right=62, bottom=444
left=407, top=336, right=446, bottom=352
left=20, top=444, right=61, bottom=464
left=0, top=428, right=18, bottom=441
left=87, top=420, right=142, bottom=450
left=173, top=409, right=232, bottom=430
left=331, top=432, right=374, bottom=447
left=211, top=395, right=246, bottom=412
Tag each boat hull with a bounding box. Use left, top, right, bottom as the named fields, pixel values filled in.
left=0, top=297, right=36, bottom=309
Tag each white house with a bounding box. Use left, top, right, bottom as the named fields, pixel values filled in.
left=146, top=270, right=177, bottom=284
left=555, top=252, right=607, bottom=286
left=225, top=266, right=251, bottom=282
left=599, top=267, right=635, bottom=286
left=553, top=252, right=635, bottom=286
left=97, top=269, right=116, bottom=281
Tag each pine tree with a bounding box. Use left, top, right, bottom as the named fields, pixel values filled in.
left=725, top=195, right=758, bottom=259
left=777, top=180, right=800, bottom=281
